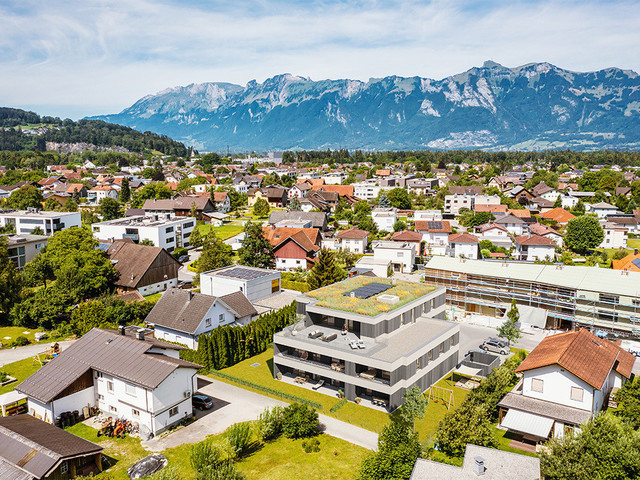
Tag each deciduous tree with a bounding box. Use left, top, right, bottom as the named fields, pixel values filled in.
left=238, top=222, right=274, bottom=269
left=253, top=198, right=270, bottom=218
left=565, top=215, right=604, bottom=254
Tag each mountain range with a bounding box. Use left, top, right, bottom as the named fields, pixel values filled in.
left=89, top=61, right=640, bottom=152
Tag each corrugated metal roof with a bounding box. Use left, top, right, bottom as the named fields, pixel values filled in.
left=426, top=257, right=640, bottom=297
left=500, top=409, right=554, bottom=438
left=0, top=460, right=33, bottom=480
left=17, top=329, right=200, bottom=403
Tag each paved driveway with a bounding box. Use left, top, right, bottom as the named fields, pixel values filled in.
left=142, top=377, right=378, bottom=451
left=0, top=340, right=75, bottom=367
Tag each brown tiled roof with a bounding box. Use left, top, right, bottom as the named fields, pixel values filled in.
left=0, top=415, right=102, bottom=479
left=17, top=329, right=198, bottom=404
left=515, top=329, right=635, bottom=389
left=212, top=191, right=228, bottom=202
left=314, top=185, right=354, bottom=196
left=391, top=230, right=422, bottom=242
left=480, top=223, right=508, bottom=233
left=218, top=291, right=258, bottom=319
left=336, top=228, right=368, bottom=239
left=263, top=227, right=320, bottom=246
left=146, top=289, right=216, bottom=334
left=448, top=233, right=479, bottom=244
left=528, top=223, right=561, bottom=237
left=273, top=230, right=320, bottom=254
left=107, top=241, right=180, bottom=289
left=449, top=186, right=483, bottom=195
left=540, top=207, right=575, bottom=223
left=514, top=234, right=556, bottom=246
left=414, top=220, right=451, bottom=233
left=474, top=204, right=508, bottom=213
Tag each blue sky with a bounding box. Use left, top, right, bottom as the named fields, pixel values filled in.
left=1, top=0, right=639, bottom=119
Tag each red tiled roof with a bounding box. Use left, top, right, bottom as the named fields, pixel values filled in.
left=475, top=204, right=508, bottom=213
left=336, top=228, right=368, bottom=239
left=612, top=252, right=640, bottom=272
left=508, top=209, right=531, bottom=218
left=263, top=227, right=320, bottom=247
left=313, top=185, right=354, bottom=197
left=514, top=234, right=556, bottom=246
left=414, top=220, right=451, bottom=233
left=516, top=329, right=635, bottom=389
left=541, top=207, right=575, bottom=224
left=448, top=233, right=479, bottom=244
left=391, top=230, right=422, bottom=242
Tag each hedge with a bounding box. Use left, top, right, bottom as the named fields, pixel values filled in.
left=282, top=280, right=310, bottom=293
left=210, top=370, right=323, bottom=410
left=330, top=398, right=347, bottom=413
left=180, top=303, right=295, bottom=370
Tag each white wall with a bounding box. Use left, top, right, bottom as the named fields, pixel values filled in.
left=200, top=270, right=280, bottom=302
left=52, top=386, right=94, bottom=419
left=522, top=245, right=555, bottom=262
left=600, top=228, right=627, bottom=249
left=27, top=398, right=54, bottom=423
left=340, top=238, right=366, bottom=254
left=522, top=366, right=596, bottom=412
left=450, top=243, right=478, bottom=260
left=373, top=246, right=414, bottom=272
left=150, top=369, right=197, bottom=433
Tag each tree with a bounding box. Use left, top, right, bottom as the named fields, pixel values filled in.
left=44, top=197, right=61, bottom=211
left=61, top=199, right=78, bottom=212
left=387, top=188, right=412, bottom=209
left=393, top=220, right=407, bottom=232
left=190, top=201, right=198, bottom=218
left=359, top=418, right=421, bottom=480
left=238, top=222, right=275, bottom=269
left=553, top=195, right=562, bottom=208
left=99, top=197, right=121, bottom=221
left=378, top=192, right=391, bottom=208
left=498, top=300, right=522, bottom=345
left=139, top=239, right=155, bottom=246
left=119, top=177, right=130, bottom=203
left=357, top=216, right=378, bottom=235
left=0, top=237, right=22, bottom=321
left=307, top=249, right=345, bottom=290
left=289, top=196, right=302, bottom=211
left=253, top=198, right=270, bottom=218
left=565, top=215, right=604, bottom=254
left=130, top=182, right=172, bottom=208
left=6, top=185, right=43, bottom=210
left=196, top=234, right=233, bottom=281
left=189, top=227, right=204, bottom=248
left=282, top=403, right=319, bottom=438
left=400, top=385, right=428, bottom=432
left=433, top=403, right=497, bottom=457
left=570, top=199, right=585, bottom=216
left=627, top=197, right=638, bottom=214
left=540, top=413, right=640, bottom=480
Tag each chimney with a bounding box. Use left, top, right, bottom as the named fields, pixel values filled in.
left=635, top=249, right=638, bottom=255
left=136, top=330, right=145, bottom=341
left=473, top=456, right=486, bottom=476
left=119, top=325, right=126, bottom=335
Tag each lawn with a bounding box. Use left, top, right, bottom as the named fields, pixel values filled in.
left=0, top=357, right=42, bottom=394
left=214, top=350, right=469, bottom=441
left=628, top=238, right=640, bottom=249
left=67, top=421, right=366, bottom=480
left=198, top=223, right=245, bottom=240
left=0, top=326, right=46, bottom=348
left=144, top=293, right=163, bottom=303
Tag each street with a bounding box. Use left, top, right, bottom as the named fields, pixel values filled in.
left=0, top=340, right=75, bottom=367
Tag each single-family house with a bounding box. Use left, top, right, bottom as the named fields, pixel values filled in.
left=414, top=220, right=451, bottom=256
left=371, top=208, right=398, bottom=232
left=87, top=185, right=118, bottom=204
left=263, top=227, right=320, bottom=270
left=513, top=234, right=556, bottom=262
left=211, top=191, right=231, bottom=213
left=372, top=240, right=415, bottom=273
left=335, top=228, right=369, bottom=254
left=494, top=214, right=530, bottom=236
left=599, top=222, right=628, bottom=249
left=268, top=211, right=328, bottom=231
left=248, top=186, right=288, bottom=208
left=528, top=223, right=563, bottom=248
left=477, top=223, right=512, bottom=249
left=540, top=207, right=575, bottom=225
left=390, top=230, right=423, bottom=256
left=611, top=249, right=640, bottom=272
left=148, top=289, right=257, bottom=348
left=587, top=202, right=619, bottom=219
left=288, top=183, right=312, bottom=199
left=447, top=233, right=479, bottom=260
left=498, top=329, right=634, bottom=443
left=17, top=327, right=202, bottom=436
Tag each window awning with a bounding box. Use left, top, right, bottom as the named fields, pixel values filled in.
left=500, top=408, right=554, bottom=438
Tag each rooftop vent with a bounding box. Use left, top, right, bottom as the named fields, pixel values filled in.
left=473, top=456, right=486, bottom=476
left=378, top=294, right=400, bottom=305
left=119, top=325, right=125, bottom=335
left=136, top=331, right=145, bottom=341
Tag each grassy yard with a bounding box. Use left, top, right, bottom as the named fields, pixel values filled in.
left=198, top=223, right=245, bottom=240
left=628, top=238, right=640, bottom=249
left=143, top=293, right=163, bottom=303
left=0, top=357, right=42, bottom=394
left=67, top=421, right=366, bottom=480
left=214, top=350, right=470, bottom=441
left=0, top=326, right=46, bottom=348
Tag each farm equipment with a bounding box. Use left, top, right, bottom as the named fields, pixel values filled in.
left=96, top=417, right=137, bottom=438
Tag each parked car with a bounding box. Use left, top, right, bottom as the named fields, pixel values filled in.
left=481, top=338, right=510, bottom=355
left=192, top=394, right=214, bottom=410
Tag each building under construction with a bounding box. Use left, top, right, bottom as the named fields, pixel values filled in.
left=422, top=256, right=640, bottom=334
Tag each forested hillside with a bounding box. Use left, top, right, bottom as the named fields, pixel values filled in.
left=0, top=107, right=189, bottom=156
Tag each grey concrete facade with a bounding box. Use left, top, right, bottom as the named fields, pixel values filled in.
left=273, top=285, right=459, bottom=410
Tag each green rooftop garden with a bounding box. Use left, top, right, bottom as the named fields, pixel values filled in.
left=306, top=277, right=436, bottom=316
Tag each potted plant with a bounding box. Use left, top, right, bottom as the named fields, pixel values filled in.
left=338, top=389, right=344, bottom=399
left=276, top=372, right=282, bottom=380
left=355, top=397, right=362, bottom=404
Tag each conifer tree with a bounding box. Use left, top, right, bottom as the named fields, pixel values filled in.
left=307, top=248, right=344, bottom=290
left=378, top=192, right=391, bottom=208
left=119, top=177, right=130, bottom=203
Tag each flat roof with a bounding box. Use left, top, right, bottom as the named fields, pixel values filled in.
left=0, top=209, right=78, bottom=218
left=204, top=265, right=279, bottom=280
left=305, top=276, right=437, bottom=317
left=426, top=256, right=640, bottom=298
left=93, top=215, right=191, bottom=228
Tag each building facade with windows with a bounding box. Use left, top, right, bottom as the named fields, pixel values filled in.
left=5, top=233, right=48, bottom=269
left=92, top=215, right=195, bottom=252
left=272, top=277, right=459, bottom=410
left=0, top=209, right=81, bottom=236
left=200, top=265, right=281, bottom=303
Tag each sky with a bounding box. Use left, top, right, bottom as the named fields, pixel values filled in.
left=1, top=0, right=640, bottom=119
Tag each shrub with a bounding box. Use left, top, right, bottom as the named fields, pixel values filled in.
left=302, top=438, right=320, bottom=453
left=282, top=403, right=319, bottom=439
left=13, top=336, right=30, bottom=346
left=190, top=439, right=233, bottom=474
left=255, top=406, right=284, bottom=442
left=226, top=422, right=252, bottom=458
left=0, top=371, right=8, bottom=383
left=330, top=399, right=347, bottom=413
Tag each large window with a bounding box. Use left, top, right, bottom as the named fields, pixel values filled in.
left=531, top=378, right=544, bottom=393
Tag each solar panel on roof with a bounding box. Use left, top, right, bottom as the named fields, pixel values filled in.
left=98, top=243, right=111, bottom=251
left=343, top=282, right=392, bottom=299
left=427, top=221, right=442, bottom=230
left=632, top=258, right=640, bottom=269
left=217, top=266, right=272, bottom=280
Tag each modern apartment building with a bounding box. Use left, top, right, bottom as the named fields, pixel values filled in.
left=0, top=209, right=81, bottom=236
left=272, top=277, right=459, bottom=410
left=422, top=256, right=640, bottom=334
left=5, top=233, right=48, bottom=268
left=92, top=215, right=195, bottom=252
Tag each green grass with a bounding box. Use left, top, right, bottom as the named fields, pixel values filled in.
left=628, top=238, right=640, bottom=249
left=306, top=276, right=436, bottom=316
left=215, top=350, right=469, bottom=441
left=198, top=223, right=245, bottom=240
left=144, top=293, right=163, bottom=303
left=0, top=326, right=46, bottom=348
left=238, top=434, right=368, bottom=480
left=493, top=427, right=539, bottom=457
left=67, top=420, right=366, bottom=480
left=0, top=357, right=42, bottom=394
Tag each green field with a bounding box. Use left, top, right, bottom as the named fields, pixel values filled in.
left=67, top=421, right=366, bottom=480
left=0, top=326, right=46, bottom=348
left=628, top=238, right=640, bottom=249
left=143, top=293, right=163, bottom=303
left=197, top=223, right=245, bottom=240
left=214, top=350, right=470, bottom=441
left=0, top=357, right=42, bottom=394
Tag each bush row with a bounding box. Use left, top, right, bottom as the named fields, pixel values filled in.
left=329, top=398, right=347, bottom=413
left=281, top=280, right=310, bottom=292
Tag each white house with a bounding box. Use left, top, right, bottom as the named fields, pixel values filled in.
left=414, top=220, right=451, bottom=256
left=322, top=172, right=346, bottom=185
left=599, top=222, right=628, bottom=249
left=353, top=180, right=390, bottom=200
left=372, top=240, right=415, bottom=273
left=334, top=228, right=368, bottom=254
left=587, top=202, right=619, bottom=219
left=148, top=289, right=258, bottom=349
left=87, top=186, right=119, bottom=204
left=444, top=194, right=474, bottom=215
left=92, top=215, right=195, bottom=253
left=371, top=208, right=398, bottom=232
left=494, top=214, right=530, bottom=236
left=287, top=183, right=311, bottom=199
left=16, top=327, right=201, bottom=436
left=498, top=329, right=634, bottom=442
left=200, top=265, right=281, bottom=303
left=0, top=210, right=82, bottom=236
left=447, top=233, right=479, bottom=259
left=477, top=223, right=513, bottom=249
left=413, top=210, right=443, bottom=222
left=513, top=234, right=556, bottom=262
left=528, top=223, right=563, bottom=248
left=210, top=191, right=232, bottom=213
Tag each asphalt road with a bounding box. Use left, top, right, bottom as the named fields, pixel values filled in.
left=0, top=340, right=75, bottom=366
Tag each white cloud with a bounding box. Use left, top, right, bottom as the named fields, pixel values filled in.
left=0, top=0, right=639, bottom=118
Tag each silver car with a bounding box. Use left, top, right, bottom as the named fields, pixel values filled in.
left=481, top=338, right=510, bottom=355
